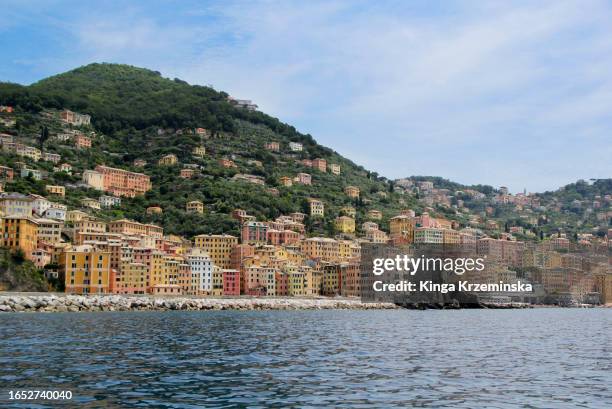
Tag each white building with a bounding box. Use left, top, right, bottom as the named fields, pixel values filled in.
left=289, top=142, right=303, bottom=152
left=21, top=168, right=43, bottom=180
left=43, top=202, right=67, bottom=221
left=99, top=195, right=121, bottom=208
left=185, top=248, right=214, bottom=294
left=31, top=195, right=51, bottom=217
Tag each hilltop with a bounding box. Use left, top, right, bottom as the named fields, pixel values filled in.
left=0, top=63, right=609, bottom=241
left=0, top=63, right=417, bottom=237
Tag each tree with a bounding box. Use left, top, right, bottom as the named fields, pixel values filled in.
left=39, top=125, right=49, bottom=152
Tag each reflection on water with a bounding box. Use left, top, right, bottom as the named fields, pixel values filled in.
left=1, top=309, right=611, bottom=408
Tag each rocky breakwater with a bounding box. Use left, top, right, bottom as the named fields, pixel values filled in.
left=0, top=294, right=398, bottom=313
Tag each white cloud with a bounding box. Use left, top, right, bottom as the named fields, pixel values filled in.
left=26, top=0, right=612, bottom=191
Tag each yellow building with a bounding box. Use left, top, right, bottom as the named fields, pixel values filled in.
left=344, top=186, right=360, bottom=198
left=194, top=234, right=238, bottom=269
left=322, top=264, right=341, bottom=296
left=81, top=198, right=101, bottom=210
left=74, top=218, right=107, bottom=234
left=186, top=200, right=204, bottom=214
left=328, top=163, right=341, bottom=175
left=45, top=185, right=65, bottom=197
left=301, top=237, right=339, bottom=262
left=287, top=267, right=305, bottom=296
left=61, top=245, right=110, bottom=294
left=147, top=251, right=166, bottom=290
left=193, top=146, right=206, bottom=158
left=212, top=266, right=223, bottom=296
left=158, top=154, right=178, bottom=166
left=335, top=216, right=355, bottom=234
left=367, top=209, right=382, bottom=220
left=116, top=261, right=148, bottom=294
left=1, top=216, right=39, bottom=258
left=303, top=266, right=321, bottom=296
left=108, top=219, right=163, bottom=238
left=442, top=228, right=461, bottom=244
left=308, top=199, right=324, bottom=217
left=146, top=206, right=163, bottom=215
left=66, top=210, right=89, bottom=223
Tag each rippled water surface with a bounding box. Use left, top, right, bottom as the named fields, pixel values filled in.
left=1, top=309, right=611, bottom=408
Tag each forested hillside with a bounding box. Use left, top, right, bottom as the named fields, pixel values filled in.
left=0, top=63, right=418, bottom=238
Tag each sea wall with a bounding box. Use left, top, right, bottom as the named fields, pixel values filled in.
left=0, top=293, right=398, bottom=313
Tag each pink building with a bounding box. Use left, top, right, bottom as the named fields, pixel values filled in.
left=275, top=272, right=288, bottom=296
left=241, top=221, right=268, bottom=245
left=223, top=269, right=241, bottom=296
left=267, top=229, right=300, bottom=246
left=295, top=173, right=312, bottom=185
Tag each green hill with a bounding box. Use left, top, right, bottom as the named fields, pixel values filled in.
left=0, top=63, right=420, bottom=238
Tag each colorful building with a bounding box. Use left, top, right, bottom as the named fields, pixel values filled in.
left=45, top=185, right=65, bottom=197
left=1, top=215, right=39, bottom=258
left=344, top=186, right=360, bottom=198
left=61, top=245, right=110, bottom=294
left=186, top=200, right=204, bottom=214
left=312, top=158, right=327, bottom=172
left=335, top=216, right=356, bottom=234
left=194, top=234, right=238, bottom=269
left=308, top=199, right=324, bottom=217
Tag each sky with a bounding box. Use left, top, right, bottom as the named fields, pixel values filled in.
left=1, top=0, right=611, bottom=193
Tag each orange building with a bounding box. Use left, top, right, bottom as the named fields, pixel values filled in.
left=312, top=158, right=327, bottom=172
left=94, top=165, right=152, bottom=198
left=74, top=134, right=92, bottom=149
left=0, top=216, right=39, bottom=259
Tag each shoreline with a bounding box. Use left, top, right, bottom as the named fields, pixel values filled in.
left=0, top=293, right=608, bottom=313
left=0, top=293, right=398, bottom=313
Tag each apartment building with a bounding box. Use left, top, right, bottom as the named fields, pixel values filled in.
left=186, top=200, right=204, bottom=214
left=45, top=185, right=65, bottom=197
left=61, top=245, right=110, bottom=294
left=289, top=142, right=303, bottom=151
left=301, top=237, right=339, bottom=262
left=328, top=163, right=341, bottom=175
left=60, top=110, right=91, bottom=126
left=335, top=216, right=355, bottom=234
left=158, top=154, right=178, bottom=166
left=312, top=158, right=327, bottom=172
left=94, top=165, right=152, bottom=197
left=0, top=193, right=34, bottom=217
left=194, top=234, right=238, bottom=269
left=308, top=199, right=324, bottom=217
left=0, top=216, right=39, bottom=258
left=36, top=218, right=63, bottom=244
left=295, top=173, right=311, bottom=185
left=344, top=186, right=360, bottom=198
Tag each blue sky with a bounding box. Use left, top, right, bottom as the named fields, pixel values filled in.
left=1, top=0, right=611, bottom=193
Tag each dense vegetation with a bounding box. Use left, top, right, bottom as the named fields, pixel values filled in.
left=0, top=249, right=51, bottom=292
left=0, top=64, right=417, bottom=237
left=0, top=63, right=608, bottom=241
